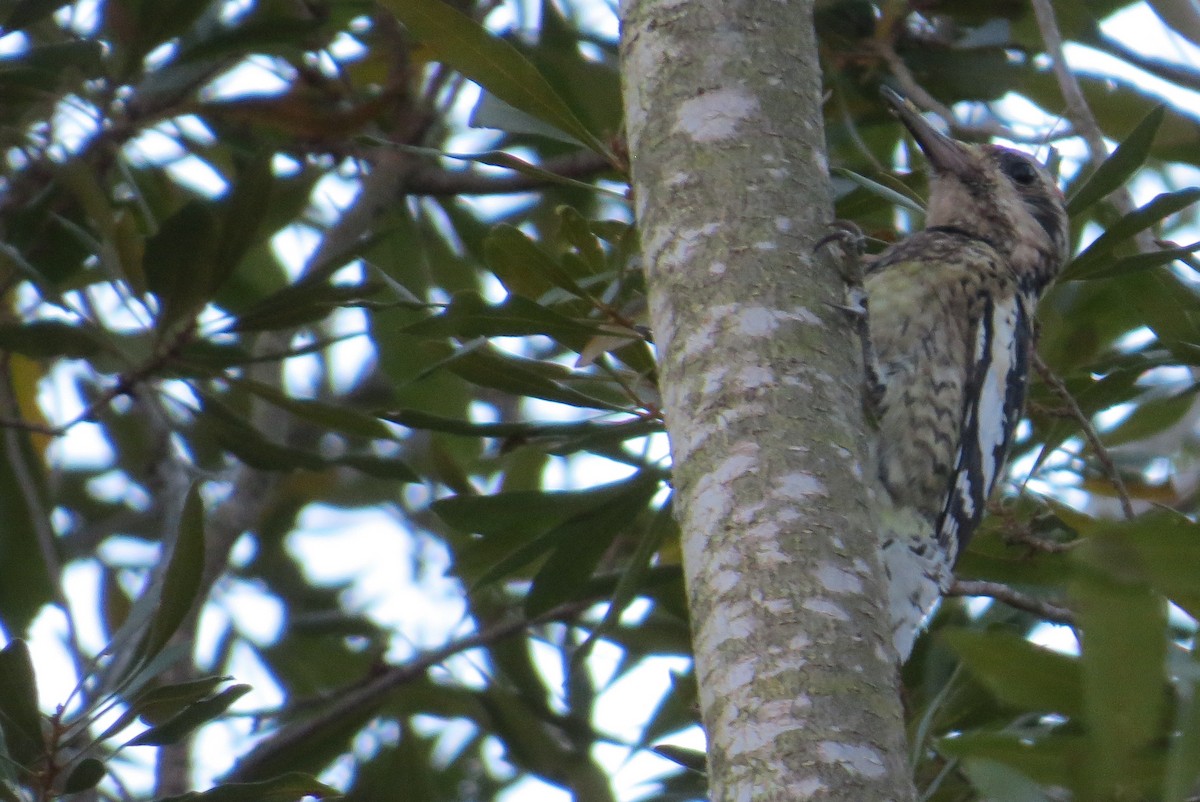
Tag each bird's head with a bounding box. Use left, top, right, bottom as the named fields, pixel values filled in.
left=881, top=87, right=1070, bottom=293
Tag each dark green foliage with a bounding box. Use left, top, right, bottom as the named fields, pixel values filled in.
left=0, top=1, right=1195, bottom=800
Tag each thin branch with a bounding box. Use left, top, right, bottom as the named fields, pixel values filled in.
left=224, top=599, right=593, bottom=783
left=874, top=43, right=1017, bottom=141
left=1033, top=353, right=1136, bottom=520
left=1094, top=29, right=1200, bottom=93
left=1029, top=0, right=1107, bottom=164
left=1030, top=0, right=1154, bottom=247
left=949, top=579, right=1076, bottom=626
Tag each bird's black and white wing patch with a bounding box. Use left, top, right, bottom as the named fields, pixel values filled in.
left=937, top=292, right=1033, bottom=555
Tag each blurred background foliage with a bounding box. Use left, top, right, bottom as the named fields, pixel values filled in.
left=0, top=0, right=1199, bottom=800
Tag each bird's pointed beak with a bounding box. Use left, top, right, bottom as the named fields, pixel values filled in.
left=880, top=86, right=972, bottom=177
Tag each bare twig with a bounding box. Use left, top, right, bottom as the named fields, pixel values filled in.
left=1030, top=0, right=1107, bottom=164
left=949, top=579, right=1076, bottom=626
left=1033, top=353, right=1136, bottom=520
left=1030, top=0, right=1153, bottom=246
left=874, top=44, right=1014, bottom=141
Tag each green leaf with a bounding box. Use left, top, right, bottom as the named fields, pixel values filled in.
left=557, top=206, right=607, bottom=274
left=365, top=141, right=620, bottom=197
left=524, top=473, right=660, bottom=615
left=383, top=408, right=603, bottom=438
left=1101, top=387, right=1199, bottom=446
left=405, top=291, right=606, bottom=347
left=154, top=771, right=340, bottom=801
left=197, top=392, right=419, bottom=479
left=0, top=320, right=106, bottom=359
left=144, top=200, right=220, bottom=327
left=1164, top=649, right=1200, bottom=802
left=135, top=676, right=237, bottom=725
left=1071, top=571, right=1168, bottom=796
left=430, top=342, right=629, bottom=412
left=332, top=454, right=420, bottom=482
left=652, top=744, right=707, bottom=773
left=379, top=0, right=610, bottom=156
left=127, top=684, right=252, bottom=746
left=831, top=167, right=925, bottom=215
left=959, top=758, right=1052, bottom=802
left=435, top=475, right=648, bottom=539
left=213, top=153, right=274, bottom=292
left=582, top=498, right=677, bottom=651
left=63, top=757, right=106, bottom=794
left=196, top=393, right=325, bottom=472
left=1073, top=514, right=1200, bottom=619
left=1, top=0, right=74, bottom=31
left=231, top=377, right=392, bottom=440
left=484, top=224, right=589, bottom=300
left=937, top=732, right=1082, bottom=788
left=231, top=280, right=382, bottom=332
left=1067, top=105, right=1165, bottom=216
left=95, top=675, right=233, bottom=743
left=942, top=629, right=1082, bottom=717
left=1068, top=240, right=1200, bottom=281
left=638, top=668, right=699, bottom=749
left=0, top=640, right=41, bottom=767
left=1062, top=188, right=1200, bottom=281
left=138, top=484, right=206, bottom=663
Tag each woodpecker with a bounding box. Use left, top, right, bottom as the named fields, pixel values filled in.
left=865, top=87, right=1070, bottom=659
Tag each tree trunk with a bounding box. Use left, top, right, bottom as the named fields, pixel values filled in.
left=619, top=2, right=917, bottom=798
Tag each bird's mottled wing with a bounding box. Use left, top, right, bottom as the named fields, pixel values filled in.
left=937, top=291, right=1033, bottom=553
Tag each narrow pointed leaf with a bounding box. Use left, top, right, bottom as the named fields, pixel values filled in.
left=155, top=772, right=341, bottom=801
left=1062, top=188, right=1200, bottom=280
left=1067, top=105, right=1165, bottom=216
left=63, top=758, right=106, bottom=794
left=139, top=484, right=206, bottom=662
left=942, top=629, right=1082, bottom=717
left=127, top=684, right=251, bottom=746
left=380, top=0, right=610, bottom=155
left=832, top=167, right=925, bottom=214
left=0, top=640, right=41, bottom=766
left=1071, top=571, right=1167, bottom=794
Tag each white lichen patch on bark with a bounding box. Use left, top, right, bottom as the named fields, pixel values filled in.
left=692, top=599, right=758, bottom=665
left=736, top=365, right=773, bottom=389
left=743, top=521, right=790, bottom=565
left=816, top=562, right=864, bottom=594
left=736, top=306, right=785, bottom=337
left=776, top=472, right=827, bottom=500
left=667, top=170, right=691, bottom=187
left=668, top=401, right=769, bottom=464
left=794, top=777, right=827, bottom=798
left=685, top=442, right=759, bottom=533
left=673, top=304, right=825, bottom=365
left=673, top=86, right=759, bottom=142
left=721, top=699, right=798, bottom=756
left=817, top=741, right=887, bottom=780
left=802, top=598, right=850, bottom=621
left=702, top=365, right=729, bottom=395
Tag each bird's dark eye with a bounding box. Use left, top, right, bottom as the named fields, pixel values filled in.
left=1001, top=154, right=1040, bottom=185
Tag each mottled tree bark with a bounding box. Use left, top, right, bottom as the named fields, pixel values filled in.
left=619, top=1, right=916, bottom=799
